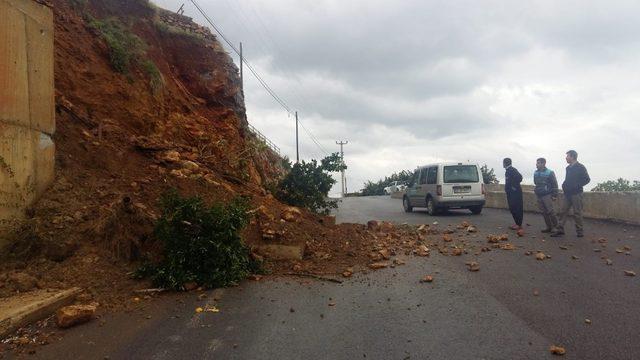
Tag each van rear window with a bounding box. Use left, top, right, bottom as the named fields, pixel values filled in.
left=444, top=165, right=479, bottom=183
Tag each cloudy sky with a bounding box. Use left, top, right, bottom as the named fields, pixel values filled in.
left=153, top=0, right=640, bottom=194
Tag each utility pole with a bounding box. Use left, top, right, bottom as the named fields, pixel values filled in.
left=239, top=42, right=243, bottom=92
left=336, top=140, right=348, bottom=197
left=295, top=111, right=299, bottom=163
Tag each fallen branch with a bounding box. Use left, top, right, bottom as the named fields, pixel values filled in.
left=133, top=288, right=167, bottom=294
left=283, top=272, right=343, bottom=284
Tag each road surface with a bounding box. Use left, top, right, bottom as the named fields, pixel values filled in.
left=16, top=196, right=640, bottom=360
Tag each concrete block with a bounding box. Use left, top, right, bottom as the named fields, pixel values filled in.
left=0, top=287, right=81, bottom=338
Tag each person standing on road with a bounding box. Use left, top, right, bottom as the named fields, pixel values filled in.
left=552, top=150, right=591, bottom=238
left=534, top=158, right=559, bottom=233
left=503, top=158, right=524, bottom=230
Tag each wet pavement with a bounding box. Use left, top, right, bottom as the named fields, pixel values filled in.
left=17, top=196, right=640, bottom=360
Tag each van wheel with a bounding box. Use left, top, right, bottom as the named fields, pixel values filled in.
left=426, top=197, right=437, bottom=216
left=470, top=206, right=483, bottom=215
left=403, top=197, right=413, bottom=213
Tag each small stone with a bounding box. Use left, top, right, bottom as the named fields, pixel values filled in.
left=585, top=319, right=592, bottom=324
left=420, top=275, right=434, bottom=283
left=368, top=262, right=389, bottom=270
left=550, top=345, right=566, bottom=355
left=624, top=270, right=636, bottom=277
left=536, top=252, right=546, bottom=261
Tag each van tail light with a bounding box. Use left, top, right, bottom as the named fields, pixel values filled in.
left=437, top=185, right=442, bottom=196
left=482, top=184, right=486, bottom=195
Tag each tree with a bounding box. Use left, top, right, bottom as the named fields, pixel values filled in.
left=276, top=153, right=346, bottom=214
left=591, top=178, right=640, bottom=192
left=362, top=170, right=415, bottom=196
left=480, top=164, right=499, bottom=185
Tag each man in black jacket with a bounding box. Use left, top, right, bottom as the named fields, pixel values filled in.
left=503, top=158, right=524, bottom=230
left=552, top=150, right=590, bottom=238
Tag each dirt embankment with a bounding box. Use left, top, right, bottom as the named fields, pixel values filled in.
left=1, top=0, right=288, bottom=304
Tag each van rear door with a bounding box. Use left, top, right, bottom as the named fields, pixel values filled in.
left=441, top=165, right=482, bottom=198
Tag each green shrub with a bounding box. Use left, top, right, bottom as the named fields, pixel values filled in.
left=137, top=191, right=258, bottom=290
left=89, top=18, right=145, bottom=74
left=276, top=153, right=345, bottom=214
left=141, top=59, right=164, bottom=93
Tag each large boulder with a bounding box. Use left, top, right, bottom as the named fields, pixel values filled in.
left=56, top=304, right=97, bottom=329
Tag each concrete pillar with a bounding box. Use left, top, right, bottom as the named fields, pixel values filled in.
left=0, top=0, right=54, bottom=232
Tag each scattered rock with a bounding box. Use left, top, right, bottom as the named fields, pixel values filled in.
left=516, top=229, right=525, bottom=237
left=624, top=270, right=636, bottom=277
left=500, top=243, right=516, bottom=251
left=281, top=207, right=302, bottom=222
left=56, top=304, right=97, bottom=328
left=442, top=235, right=453, bottom=242
left=378, top=249, right=391, bottom=260
left=466, top=226, right=477, bottom=233
left=571, top=255, right=580, bottom=260
left=605, top=259, right=613, bottom=266
left=162, top=150, right=181, bottom=162
left=420, top=275, right=434, bottom=283
left=466, top=262, right=480, bottom=272
left=415, top=245, right=430, bottom=257
left=559, top=246, right=568, bottom=250
left=368, top=262, right=389, bottom=270
left=585, top=319, right=592, bottom=324
left=549, top=345, right=566, bottom=356
left=536, top=252, right=546, bottom=261
left=367, top=220, right=382, bottom=231
left=451, top=248, right=463, bottom=256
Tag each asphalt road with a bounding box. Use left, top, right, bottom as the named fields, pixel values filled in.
left=17, top=196, right=640, bottom=360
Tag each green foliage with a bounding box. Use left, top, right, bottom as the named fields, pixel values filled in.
left=276, top=153, right=346, bottom=214
left=141, top=59, right=164, bottom=93
left=362, top=170, right=414, bottom=196
left=592, top=178, right=640, bottom=192
left=89, top=17, right=145, bottom=74
left=137, top=191, right=258, bottom=290
left=480, top=164, right=499, bottom=184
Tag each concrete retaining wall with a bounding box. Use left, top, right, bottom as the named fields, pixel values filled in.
left=0, top=0, right=54, bottom=241
left=485, top=184, right=640, bottom=225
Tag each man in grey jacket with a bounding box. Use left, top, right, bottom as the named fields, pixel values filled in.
left=533, top=158, right=559, bottom=233
left=552, top=150, right=591, bottom=238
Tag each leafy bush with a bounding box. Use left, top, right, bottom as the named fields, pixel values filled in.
left=138, top=191, right=258, bottom=290
left=141, top=59, right=164, bottom=93
left=276, top=153, right=345, bottom=214
left=89, top=18, right=145, bottom=74
left=592, top=178, right=640, bottom=192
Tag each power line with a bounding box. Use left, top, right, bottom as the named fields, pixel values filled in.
left=187, top=0, right=331, bottom=160
left=189, top=0, right=293, bottom=114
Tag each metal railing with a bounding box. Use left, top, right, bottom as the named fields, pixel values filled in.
left=247, top=123, right=281, bottom=155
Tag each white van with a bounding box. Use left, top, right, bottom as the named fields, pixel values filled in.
left=402, top=162, right=485, bottom=215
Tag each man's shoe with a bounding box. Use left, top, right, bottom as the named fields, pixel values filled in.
left=541, top=228, right=552, bottom=233
left=550, top=231, right=565, bottom=237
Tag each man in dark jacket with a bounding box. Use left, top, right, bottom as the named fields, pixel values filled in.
left=534, top=158, right=559, bottom=233
left=552, top=150, right=590, bottom=238
left=503, top=158, right=523, bottom=230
